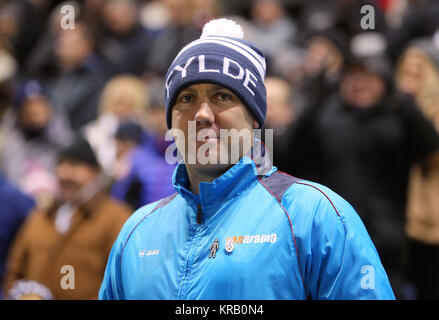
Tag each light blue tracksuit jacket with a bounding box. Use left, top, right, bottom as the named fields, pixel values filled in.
left=99, top=154, right=395, bottom=300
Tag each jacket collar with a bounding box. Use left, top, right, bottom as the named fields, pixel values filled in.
left=172, top=139, right=275, bottom=216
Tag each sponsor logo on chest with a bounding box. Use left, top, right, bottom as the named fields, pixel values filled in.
left=226, top=233, right=277, bottom=245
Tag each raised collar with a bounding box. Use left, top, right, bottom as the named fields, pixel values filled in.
left=172, top=140, right=275, bottom=217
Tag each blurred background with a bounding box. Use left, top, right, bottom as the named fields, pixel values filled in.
left=0, top=0, right=439, bottom=300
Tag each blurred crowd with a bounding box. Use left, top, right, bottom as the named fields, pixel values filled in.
left=0, top=0, right=438, bottom=300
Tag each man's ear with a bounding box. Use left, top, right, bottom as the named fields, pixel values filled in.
left=253, top=120, right=259, bottom=129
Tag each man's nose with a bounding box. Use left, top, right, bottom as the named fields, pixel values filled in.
left=194, top=100, right=215, bottom=126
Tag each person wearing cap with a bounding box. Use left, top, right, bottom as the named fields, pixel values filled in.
left=99, top=18, right=394, bottom=300
left=3, top=137, right=131, bottom=300
left=0, top=79, right=73, bottom=209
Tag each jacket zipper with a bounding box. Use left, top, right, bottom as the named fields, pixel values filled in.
left=178, top=203, right=203, bottom=299
left=196, top=204, right=202, bottom=224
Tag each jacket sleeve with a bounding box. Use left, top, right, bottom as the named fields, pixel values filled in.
left=289, top=183, right=396, bottom=300
left=99, top=201, right=159, bottom=300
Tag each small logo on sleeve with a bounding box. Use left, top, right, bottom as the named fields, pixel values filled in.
left=138, top=249, right=160, bottom=258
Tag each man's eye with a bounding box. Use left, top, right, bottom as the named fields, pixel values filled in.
left=216, top=92, right=233, bottom=101
left=179, top=94, right=193, bottom=103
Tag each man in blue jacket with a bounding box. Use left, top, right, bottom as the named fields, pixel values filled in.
left=99, top=18, right=395, bottom=300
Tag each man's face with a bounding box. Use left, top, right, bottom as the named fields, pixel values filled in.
left=54, top=25, right=92, bottom=70
left=305, top=37, right=343, bottom=76
left=102, top=0, right=137, bottom=34
left=396, top=48, right=426, bottom=95
left=56, top=160, right=99, bottom=202
left=265, top=77, right=295, bottom=131
left=19, top=96, right=52, bottom=132
left=340, top=67, right=386, bottom=108
left=171, top=83, right=257, bottom=175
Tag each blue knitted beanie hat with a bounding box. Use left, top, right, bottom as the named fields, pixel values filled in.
left=164, top=18, right=267, bottom=129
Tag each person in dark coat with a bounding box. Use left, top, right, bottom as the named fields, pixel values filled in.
left=145, top=0, right=199, bottom=76
left=275, top=54, right=439, bottom=299
left=386, top=0, right=439, bottom=61
left=46, top=20, right=108, bottom=131
left=98, top=0, right=153, bottom=76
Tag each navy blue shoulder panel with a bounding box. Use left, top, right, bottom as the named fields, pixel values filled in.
left=258, top=170, right=301, bottom=202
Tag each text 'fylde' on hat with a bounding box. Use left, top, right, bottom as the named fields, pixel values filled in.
left=164, top=18, right=267, bottom=129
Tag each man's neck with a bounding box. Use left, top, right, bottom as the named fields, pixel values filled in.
left=185, top=165, right=231, bottom=195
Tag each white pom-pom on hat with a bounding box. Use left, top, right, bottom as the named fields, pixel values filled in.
left=200, top=18, right=244, bottom=40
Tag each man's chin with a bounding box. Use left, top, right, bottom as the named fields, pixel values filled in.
left=188, top=161, right=234, bottom=176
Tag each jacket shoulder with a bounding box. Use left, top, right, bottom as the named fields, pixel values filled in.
left=259, top=170, right=343, bottom=212
left=279, top=175, right=370, bottom=243
left=262, top=171, right=359, bottom=234
left=118, top=193, right=178, bottom=244
left=260, top=170, right=359, bottom=219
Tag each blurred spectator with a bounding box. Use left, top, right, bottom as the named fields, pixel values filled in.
left=0, top=173, right=35, bottom=300
left=395, top=38, right=439, bottom=299
left=0, top=0, right=49, bottom=68
left=383, top=0, right=409, bottom=28
left=292, top=28, right=349, bottom=114
left=298, top=0, right=387, bottom=42
left=246, top=0, right=297, bottom=73
left=275, top=53, right=439, bottom=298
left=0, top=42, right=17, bottom=122
left=3, top=137, right=130, bottom=300
left=24, top=1, right=81, bottom=80
left=146, top=0, right=200, bottom=75
left=269, top=43, right=305, bottom=85
left=263, top=76, right=297, bottom=162
left=303, top=28, right=348, bottom=87
left=189, top=0, right=221, bottom=30
left=46, top=19, right=107, bottom=130
left=264, top=76, right=296, bottom=136
left=0, top=79, right=73, bottom=209
left=112, top=120, right=144, bottom=181
left=386, top=0, right=439, bottom=61
left=98, top=0, right=152, bottom=76
left=83, top=74, right=149, bottom=177
left=111, top=80, right=176, bottom=210
left=139, top=0, right=171, bottom=38
left=81, top=0, right=105, bottom=30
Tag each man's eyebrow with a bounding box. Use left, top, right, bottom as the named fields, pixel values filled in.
left=207, top=85, right=231, bottom=93
left=179, top=87, right=197, bottom=94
